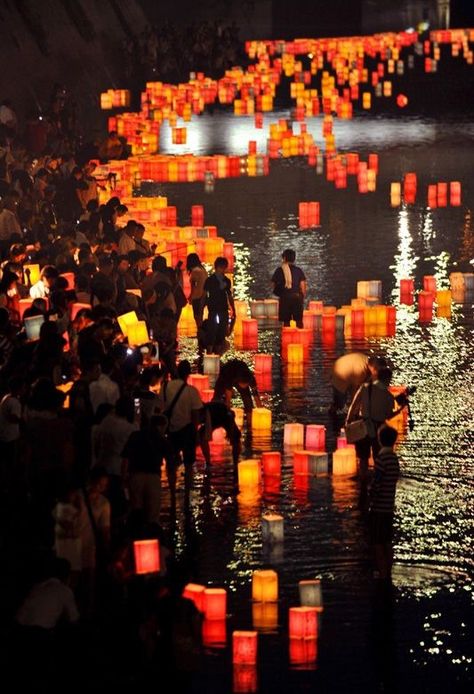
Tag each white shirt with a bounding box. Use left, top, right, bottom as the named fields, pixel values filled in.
left=0, top=393, right=21, bottom=442
left=29, top=279, right=49, bottom=299
left=16, top=578, right=79, bottom=629
left=89, top=373, right=120, bottom=414
left=92, top=412, right=137, bottom=476
left=159, top=379, right=203, bottom=433
left=0, top=208, right=21, bottom=241
left=118, top=232, right=137, bottom=256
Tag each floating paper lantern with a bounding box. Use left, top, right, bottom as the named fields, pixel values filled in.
left=362, top=92, right=371, bottom=109
left=183, top=583, right=206, bottom=612
left=293, top=450, right=311, bottom=475
left=133, top=539, right=160, bottom=574
left=261, top=451, right=281, bottom=476
left=252, top=601, right=278, bottom=630
left=262, top=513, right=284, bottom=544
left=437, top=182, right=448, bottom=207
left=299, top=579, right=323, bottom=609
left=203, top=354, right=220, bottom=376
left=400, top=279, right=414, bottom=304
left=418, top=290, right=434, bottom=315
left=254, top=353, right=272, bottom=373
left=332, top=447, right=357, bottom=475
left=284, top=423, right=304, bottom=447
left=305, top=424, right=325, bottom=451
left=23, top=264, right=41, bottom=285
left=233, top=664, right=257, bottom=693
left=188, top=373, right=210, bottom=396
left=203, top=588, right=227, bottom=620
left=289, top=607, right=318, bottom=639
left=252, top=569, right=278, bottom=602
left=403, top=172, right=417, bottom=204
left=202, top=618, right=226, bottom=647
left=390, top=182, right=401, bottom=207
left=233, top=631, right=258, bottom=665
left=450, top=181, right=461, bottom=206
left=298, top=201, right=320, bottom=227
left=428, top=184, right=438, bottom=207
left=251, top=407, right=272, bottom=431
left=238, top=459, right=261, bottom=488
left=423, top=276, right=437, bottom=295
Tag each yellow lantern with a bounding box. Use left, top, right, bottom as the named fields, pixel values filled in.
left=24, top=264, right=41, bottom=285
left=238, top=459, right=261, bottom=489
left=128, top=320, right=149, bottom=346
left=332, top=447, right=357, bottom=476
left=287, top=343, right=304, bottom=364
left=252, top=601, right=278, bottom=630
left=251, top=407, right=272, bottom=431
left=252, top=569, right=278, bottom=602
left=118, top=311, right=138, bottom=337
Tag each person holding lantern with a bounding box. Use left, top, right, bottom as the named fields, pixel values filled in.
left=271, top=248, right=306, bottom=328
left=212, top=358, right=261, bottom=415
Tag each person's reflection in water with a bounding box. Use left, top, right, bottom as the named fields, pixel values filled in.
left=371, top=582, right=397, bottom=693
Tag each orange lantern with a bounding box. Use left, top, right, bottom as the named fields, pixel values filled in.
left=203, top=588, right=227, bottom=621
left=238, top=459, right=261, bottom=489
left=252, top=569, right=278, bottom=602
left=254, top=353, right=272, bottom=374
left=133, top=539, right=160, bottom=574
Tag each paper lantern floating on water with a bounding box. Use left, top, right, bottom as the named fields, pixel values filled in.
left=202, top=618, right=226, bottom=647
left=418, top=291, right=434, bottom=321
left=183, top=583, right=206, bottom=612
left=390, top=182, right=401, bottom=207
left=400, top=279, right=414, bottom=305
left=252, top=601, right=278, bottom=630
left=251, top=407, right=272, bottom=431
left=262, top=513, right=284, bottom=544
left=261, top=451, right=281, bottom=476
left=203, top=354, right=220, bottom=376
left=252, top=569, right=278, bottom=602
left=293, top=450, right=329, bottom=476
left=437, top=182, right=448, bottom=207
left=287, top=343, right=304, bottom=364
left=203, top=588, right=227, bottom=621
left=233, top=664, right=257, bottom=693
left=450, top=181, right=461, bottom=206
left=332, top=447, right=357, bottom=475
left=428, top=184, right=438, bottom=208
left=298, top=201, right=320, bottom=227
left=289, top=606, right=318, bottom=639
left=305, top=424, right=325, bottom=451
left=233, top=631, right=258, bottom=664
left=238, top=459, right=261, bottom=489
left=284, top=423, right=305, bottom=448
left=299, top=579, right=323, bottom=609
left=133, top=539, right=160, bottom=575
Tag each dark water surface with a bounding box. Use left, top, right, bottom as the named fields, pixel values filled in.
left=150, top=110, right=473, bottom=692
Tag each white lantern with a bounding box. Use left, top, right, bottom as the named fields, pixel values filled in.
left=262, top=513, right=284, bottom=544
left=203, top=354, right=220, bottom=375
left=284, top=423, right=305, bottom=448
left=298, top=579, right=323, bottom=609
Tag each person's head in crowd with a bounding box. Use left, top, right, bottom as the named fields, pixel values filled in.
left=115, top=395, right=135, bottom=423
left=84, top=161, right=96, bottom=176
left=73, top=307, right=93, bottom=332
left=97, top=254, right=114, bottom=276
left=133, top=223, right=146, bottom=240
left=71, top=166, right=83, bottom=181
left=377, top=366, right=393, bottom=386
left=377, top=424, right=398, bottom=448
left=94, top=317, right=115, bottom=342
left=186, top=252, right=202, bottom=272
left=28, top=377, right=65, bottom=413
left=23, top=298, right=48, bottom=320
left=105, top=196, right=120, bottom=211
left=152, top=255, right=167, bottom=273
left=117, top=255, right=130, bottom=274
left=368, top=355, right=387, bottom=380
left=9, top=243, right=27, bottom=263
left=35, top=167, right=49, bottom=183
left=88, top=465, right=109, bottom=494
left=78, top=247, right=92, bottom=265
left=214, top=256, right=229, bottom=274
left=49, top=288, right=68, bottom=314
left=177, top=359, right=191, bottom=381
left=139, top=365, right=163, bottom=390
left=282, top=248, right=296, bottom=264
left=123, top=220, right=137, bottom=238
left=86, top=199, right=99, bottom=214
left=39, top=265, right=59, bottom=289
left=116, top=204, right=128, bottom=219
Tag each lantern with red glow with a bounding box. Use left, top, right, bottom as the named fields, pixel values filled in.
left=183, top=583, right=206, bottom=612
left=254, top=353, right=272, bottom=374
left=60, top=272, right=75, bottom=290
left=423, top=276, right=437, bottom=296
left=233, top=631, right=258, bottom=664
left=396, top=94, right=408, bottom=108
left=188, top=373, right=209, bottom=397
left=450, top=181, right=461, bottom=206
left=18, top=299, right=33, bottom=320
left=428, top=184, right=437, bottom=208
left=133, top=539, right=160, bottom=575
left=233, top=664, right=257, bottom=693
left=400, top=279, right=414, bottom=305
left=70, top=302, right=92, bottom=320
left=437, top=182, right=448, bottom=207
left=418, top=291, right=434, bottom=321
left=203, top=588, right=227, bottom=620
left=261, top=451, right=281, bottom=476
left=191, top=204, right=204, bottom=226
left=403, top=172, right=417, bottom=204
left=289, top=606, right=318, bottom=639
left=255, top=113, right=263, bottom=129
left=305, top=424, right=325, bottom=451
left=390, top=182, right=401, bottom=207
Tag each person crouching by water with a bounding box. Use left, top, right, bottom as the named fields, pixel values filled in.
left=346, top=366, right=398, bottom=481
left=271, top=248, right=307, bottom=328
left=213, top=358, right=261, bottom=419
left=369, top=425, right=400, bottom=583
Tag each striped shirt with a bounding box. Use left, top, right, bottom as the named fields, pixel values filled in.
left=370, top=446, right=400, bottom=513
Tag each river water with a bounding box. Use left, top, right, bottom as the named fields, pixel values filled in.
left=146, top=109, right=473, bottom=692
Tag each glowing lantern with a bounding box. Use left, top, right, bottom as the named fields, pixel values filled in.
left=24, top=264, right=41, bottom=285
left=262, top=514, right=284, bottom=544
left=362, top=92, right=371, bottom=109
left=233, top=664, right=257, bottom=692
left=332, top=447, right=357, bottom=475
left=287, top=343, right=304, bottom=364
left=390, top=182, right=401, bottom=207
left=450, top=181, right=461, bottom=206
left=238, top=459, right=261, bottom=489
left=284, top=423, right=304, bottom=447
left=254, top=353, right=272, bottom=373
left=418, top=290, right=434, bottom=313
left=305, top=424, right=325, bottom=451
left=428, top=184, right=438, bottom=207
left=423, top=276, right=437, bottom=295
left=403, top=173, right=417, bottom=204
left=118, top=311, right=138, bottom=336
left=261, top=451, right=281, bottom=476
left=18, top=299, right=33, bottom=320
left=233, top=631, right=258, bottom=665
left=188, top=373, right=210, bottom=396
left=298, top=579, right=323, bottom=609
left=252, top=601, right=278, bottom=630
left=289, top=607, right=318, bottom=639
left=251, top=407, right=272, bottom=431
left=133, top=539, right=160, bottom=574
left=203, top=588, right=227, bottom=621
left=203, top=354, right=220, bottom=376
left=252, top=569, right=278, bottom=602
left=202, top=618, right=226, bottom=647
left=191, top=204, right=204, bottom=226
left=183, top=583, right=206, bottom=612
left=242, top=318, right=258, bottom=343
left=400, top=279, right=414, bottom=304
left=128, top=321, right=149, bottom=346
left=321, top=313, right=335, bottom=333
left=437, top=182, right=448, bottom=207
left=25, top=315, right=44, bottom=341
left=396, top=94, right=408, bottom=107
left=234, top=300, right=249, bottom=318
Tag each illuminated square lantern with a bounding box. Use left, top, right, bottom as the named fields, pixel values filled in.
left=423, top=276, right=437, bottom=295
left=60, top=272, right=75, bottom=290
left=203, top=588, right=227, bottom=620
left=252, top=569, right=278, bottom=602
left=332, top=447, right=357, bottom=476
left=202, top=618, right=226, bottom=647
left=262, top=513, right=284, bottom=544
left=284, top=423, right=304, bottom=447
left=133, top=539, right=160, bottom=574
left=305, top=424, right=325, bottom=451
left=263, top=299, right=279, bottom=318
left=337, top=433, right=348, bottom=448
left=188, top=373, right=210, bottom=396
left=203, top=354, right=220, bottom=375
left=128, top=321, right=149, bottom=346
left=254, top=353, right=272, bottom=374
left=289, top=637, right=317, bottom=666
left=183, top=583, right=206, bottom=612
left=234, top=300, right=249, bottom=318
left=261, top=451, right=281, bottom=476
left=250, top=300, right=266, bottom=318
left=293, top=450, right=311, bottom=475
left=298, top=579, right=323, bottom=609
left=201, top=389, right=215, bottom=404
left=118, top=310, right=138, bottom=336
left=233, top=664, right=257, bottom=693
left=25, top=315, right=45, bottom=341
left=289, top=606, right=318, bottom=638
left=242, top=318, right=258, bottom=340
left=308, top=452, right=328, bottom=476
left=232, top=631, right=258, bottom=664
left=238, top=459, right=261, bottom=489
left=287, top=343, right=303, bottom=364
left=18, top=299, right=33, bottom=320
left=252, top=601, right=278, bottom=630
left=23, top=263, right=41, bottom=285
left=251, top=407, right=272, bottom=431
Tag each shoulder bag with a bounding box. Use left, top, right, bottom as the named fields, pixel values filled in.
left=345, top=382, right=373, bottom=444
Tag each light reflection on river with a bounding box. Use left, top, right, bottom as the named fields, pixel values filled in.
left=148, top=110, right=473, bottom=691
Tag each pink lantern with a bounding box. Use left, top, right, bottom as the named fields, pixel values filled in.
left=289, top=607, right=318, bottom=638
left=305, top=424, right=325, bottom=451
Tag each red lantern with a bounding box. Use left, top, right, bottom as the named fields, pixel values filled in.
left=427, top=184, right=438, bottom=208
left=423, top=276, right=437, bottom=295
left=437, top=182, right=448, bottom=207
left=450, top=181, right=461, bottom=206
left=133, top=539, right=160, bottom=575
left=233, top=631, right=258, bottom=664
left=396, top=94, right=408, bottom=108
left=400, top=279, right=414, bottom=305
left=261, top=451, right=281, bottom=476
left=403, top=172, right=417, bottom=204
left=289, top=606, right=318, bottom=639
left=183, top=583, right=206, bottom=612
left=191, top=205, right=204, bottom=226
left=203, top=588, right=227, bottom=620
